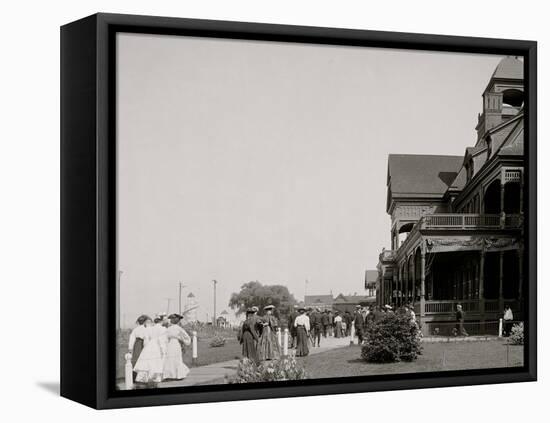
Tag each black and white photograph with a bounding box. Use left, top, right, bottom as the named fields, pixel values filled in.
left=114, top=33, right=529, bottom=391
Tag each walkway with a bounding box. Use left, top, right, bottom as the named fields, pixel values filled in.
left=158, top=335, right=352, bottom=388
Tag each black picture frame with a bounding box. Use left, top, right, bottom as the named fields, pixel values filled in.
left=60, top=12, right=537, bottom=409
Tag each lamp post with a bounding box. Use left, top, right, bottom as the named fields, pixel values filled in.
left=212, top=280, right=218, bottom=325
left=178, top=282, right=186, bottom=315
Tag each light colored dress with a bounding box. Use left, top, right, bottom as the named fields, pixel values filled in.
left=134, top=324, right=167, bottom=383
left=258, top=315, right=280, bottom=361
left=163, top=324, right=191, bottom=380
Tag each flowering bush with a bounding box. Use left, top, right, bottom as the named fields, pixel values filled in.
left=361, top=312, right=422, bottom=363
left=209, top=335, right=226, bottom=348
left=231, top=355, right=307, bottom=383
left=508, top=322, right=524, bottom=345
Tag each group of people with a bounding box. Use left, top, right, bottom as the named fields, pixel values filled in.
left=128, top=312, right=192, bottom=385
left=238, top=305, right=281, bottom=363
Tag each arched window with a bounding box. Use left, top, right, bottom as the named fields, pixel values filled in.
left=502, top=89, right=524, bottom=108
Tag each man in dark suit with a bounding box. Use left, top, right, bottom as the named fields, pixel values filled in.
left=353, top=305, right=365, bottom=343
left=288, top=305, right=299, bottom=348
left=321, top=310, right=330, bottom=337
left=310, top=307, right=323, bottom=347
left=344, top=311, right=353, bottom=336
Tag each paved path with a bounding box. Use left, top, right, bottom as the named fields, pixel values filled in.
left=158, top=335, right=352, bottom=388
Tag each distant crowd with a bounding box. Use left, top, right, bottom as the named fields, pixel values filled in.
left=237, top=302, right=418, bottom=361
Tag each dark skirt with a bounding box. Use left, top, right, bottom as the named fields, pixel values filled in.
left=241, top=332, right=258, bottom=363
left=295, top=326, right=309, bottom=357
left=131, top=338, right=144, bottom=369
left=131, top=337, right=144, bottom=382
left=334, top=322, right=343, bottom=338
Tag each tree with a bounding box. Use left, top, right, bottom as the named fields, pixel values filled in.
left=228, top=281, right=297, bottom=317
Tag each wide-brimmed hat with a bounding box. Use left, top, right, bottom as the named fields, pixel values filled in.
left=384, top=304, right=393, bottom=310
left=168, top=313, right=183, bottom=320
left=251, top=306, right=259, bottom=312
left=355, top=305, right=362, bottom=309
left=263, top=305, right=275, bottom=311
left=298, top=307, right=306, bottom=312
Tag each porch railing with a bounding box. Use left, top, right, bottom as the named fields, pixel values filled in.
left=420, top=213, right=522, bottom=229
left=424, top=299, right=520, bottom=315
left=424, top=300, right=479, bottom=314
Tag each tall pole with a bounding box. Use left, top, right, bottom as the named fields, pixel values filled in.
left=117, top=270, right=123, bottom=330
left=178, top=282, right=186, bottom=315
left=305, top=279, right=309, bottom=300
left=212, top=280, right=218, bottom=325
left=164, top=298, right=173, bottom=315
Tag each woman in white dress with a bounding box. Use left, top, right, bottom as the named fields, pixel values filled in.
left=133, top=316, right=167, bottom=384
left=163, top=314, right=191, bottom=380
left=128, top=315, right=151, bottom=381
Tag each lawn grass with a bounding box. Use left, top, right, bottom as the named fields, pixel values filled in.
left=299, top=340, right=524, bottom=379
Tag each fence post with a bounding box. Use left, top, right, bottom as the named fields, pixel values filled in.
left=192, top=330, right=198, bottom=365
left=283, top=328, right=289, bottom=356
left=498, top=318, right=503, bottom=337
left=124, top=353, right=133, bottom=390
left=277, top=327, right=282, bottom=348
left=350, top=322, right=355, bottom=345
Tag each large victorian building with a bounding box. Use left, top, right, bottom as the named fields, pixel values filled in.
left=376, top=57, right=525, bottom=334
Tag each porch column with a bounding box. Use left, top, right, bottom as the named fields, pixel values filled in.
left=479, top=249, right=486, bottom=323
left=500, top=179, right=506, bottom=228
left=499, top=251, right=504, bottom=313
left=420, top=246, right=426, bottom=324
left=518, top=247, right=524, bottom=306
left=411, top=255, right=416, bottom=304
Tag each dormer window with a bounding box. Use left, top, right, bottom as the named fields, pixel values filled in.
left=466, top=159, right=474, bottom=181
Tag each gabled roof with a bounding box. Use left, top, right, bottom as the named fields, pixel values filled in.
left=387, top=154, right=463, bottom=211
left=498, top=119, right=524, bottom=157
left=334, top=294, right=375, bottom=304
left=491, top=56, right=523, bottom=80
left=304, top=294, right=334, bottom=304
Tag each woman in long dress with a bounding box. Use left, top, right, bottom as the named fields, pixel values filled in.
left=128, top=315, right=151, bottom=381
left=239, top=309, right=260, bottom=363
left=334, top=312, right=343, bottom=338
left=257, top=305, right=280, bottom=361
left=163, top=314, right=191, bottom=380
left=133, top=316, right=167, bottom=384
left=294, top=307, right=310, bottom=357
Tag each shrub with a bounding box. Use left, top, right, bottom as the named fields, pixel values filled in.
left=361, top=312, right=422, bottom=363
left=209, top=335, right=226, bottom=348
left=508, top=322, right=524, bottom=345
left=231, top=355, right=307, bottom=383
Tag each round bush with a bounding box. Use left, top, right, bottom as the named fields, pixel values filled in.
left=508, top=322, right=524, bottom=345
left=361, top=312, right=422, bottom=363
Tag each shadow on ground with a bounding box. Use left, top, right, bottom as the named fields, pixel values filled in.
left=36, top=381, right=60, bottom=396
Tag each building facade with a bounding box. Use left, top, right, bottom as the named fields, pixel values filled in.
left=376, top=57, right=525, bottom=335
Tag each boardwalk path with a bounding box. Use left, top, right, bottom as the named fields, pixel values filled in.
left=159, top=335, right=352, bottom=388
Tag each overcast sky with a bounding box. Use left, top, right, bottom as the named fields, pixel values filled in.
left=116, top=32, right=504, bottom=325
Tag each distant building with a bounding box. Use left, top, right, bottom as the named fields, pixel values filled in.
left=333, top=293, right=376, bottom=314
left=364, top=270, right=378, bottom=297
left=304, top=294, right=334, bottom=311
left=376, top=57, right=525, bottom=334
